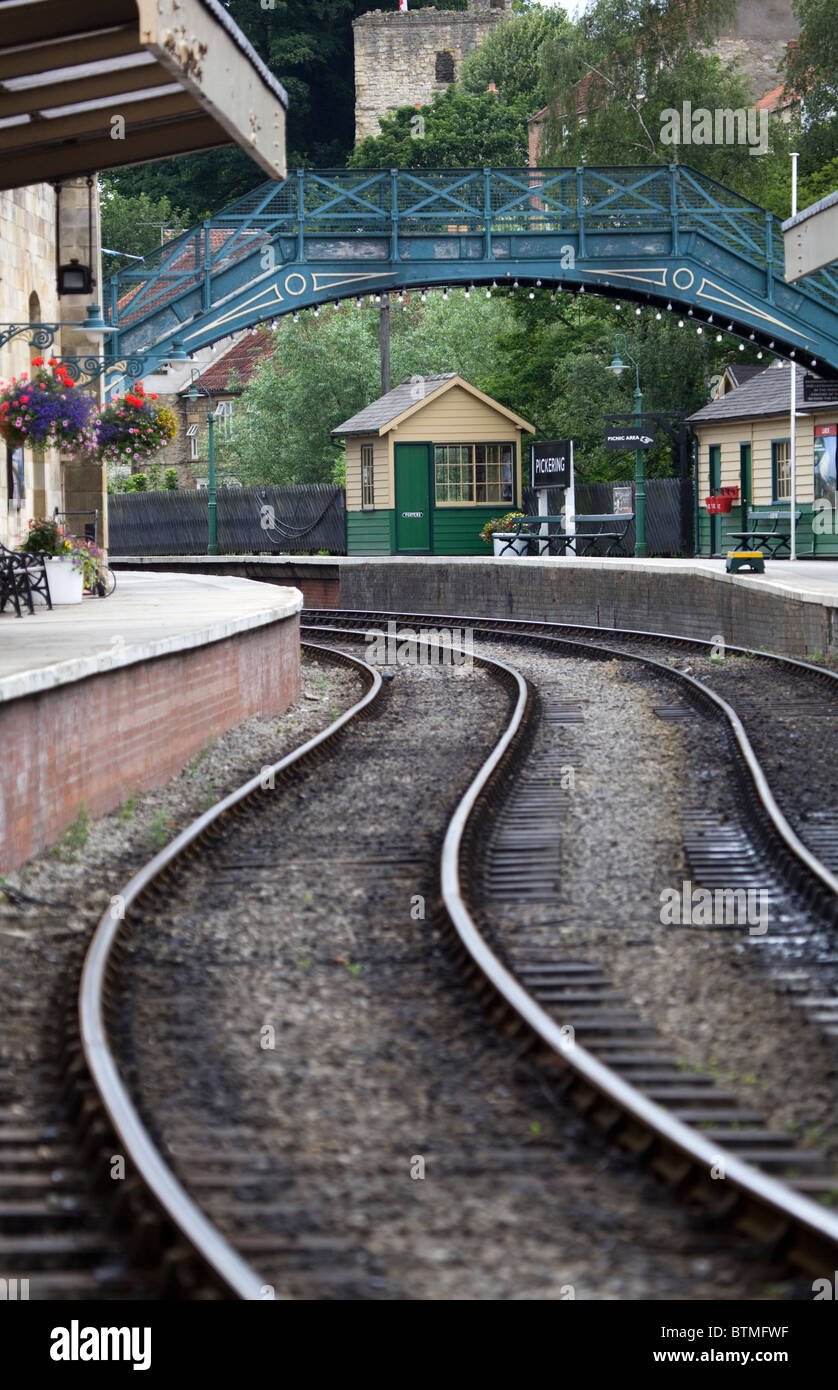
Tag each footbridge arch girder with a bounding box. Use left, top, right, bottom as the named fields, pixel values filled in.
left=106, top=166, right=838, bottom=385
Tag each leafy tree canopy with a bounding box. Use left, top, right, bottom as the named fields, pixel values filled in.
left=348, top=89, right=530, bottom=169
left=99, top=189, right=190, bottom=274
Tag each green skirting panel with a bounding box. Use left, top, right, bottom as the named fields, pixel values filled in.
left=347, top=507, right=513, bottom=555
left=432, top=507, right=506, bottom=555
left=697, top=504, right=838, bottom=558
left=347, top=510, right=395, bottom=555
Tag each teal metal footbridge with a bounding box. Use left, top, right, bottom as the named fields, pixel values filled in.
left=105, top=165, right=838, bottom=383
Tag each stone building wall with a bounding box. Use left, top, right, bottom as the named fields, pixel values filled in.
left=0, top=179, right=107, bottom=549
left=0, top=185, right=62, bottom=543
left=353, top=1, right=511, bottom=144
left=714, top=0, right=799, bottom=99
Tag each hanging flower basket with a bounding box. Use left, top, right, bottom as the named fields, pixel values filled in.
left=719, top=485, right=740, bottom=499
left=706, top=495, right=733, bottom=514
left=97, top=382, right=177, bottom=465
left=0, top=358, right=98, bottom=456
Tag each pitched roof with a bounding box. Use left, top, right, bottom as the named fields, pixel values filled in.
left=180, top=328, right=273, bottom=395
left=332, top=374, right=535, bottom=436
left=689, top=363, right=838, bottom=425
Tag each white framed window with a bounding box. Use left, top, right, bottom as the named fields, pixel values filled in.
left=186, top=423, right=199, bottom=460
left=215, top=399, right=234, bottom=434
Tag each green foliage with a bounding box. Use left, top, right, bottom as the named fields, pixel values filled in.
left=459, top=6, right=571, bottom=110
left=99, top=188, right=190, bottom=273
left=216, top=293, right=511, bottom=486
left=537, top=0, right=793, bottom=208
left=54, top=804, right=90, bottom=857
left=349, top=89, right=529, bottom=170
left=784, top=0, right=838, bottom=180
left=349, top=7, right=563, bottom=170
left=163, top=469, right=179, bottom=491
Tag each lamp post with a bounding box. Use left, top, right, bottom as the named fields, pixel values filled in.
left=606, top=333, right=647, bottom=558
left=185, top=368, right=218, bottom=556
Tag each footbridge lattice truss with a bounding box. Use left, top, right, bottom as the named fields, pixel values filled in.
left=105, top=166, right=838, bottom=385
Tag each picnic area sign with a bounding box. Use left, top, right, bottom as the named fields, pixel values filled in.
left=604, top=422, right=656, bottom=450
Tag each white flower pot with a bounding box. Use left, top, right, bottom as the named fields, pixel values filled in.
left=493, top=534, right=528, bottom=557
left=45, top=555, right=83, bottom=605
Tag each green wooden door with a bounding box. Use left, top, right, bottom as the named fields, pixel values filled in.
left=395, top=443, right=431, bottom=553
left=739, top=443, right=752, bottom=531
left=708, top=444, right=721, bottom=554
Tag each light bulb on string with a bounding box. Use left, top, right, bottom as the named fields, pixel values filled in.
left=655, top=311, right=662, bottom=320
left=635, top=307, right=642, bottom=316
left=678, top=319, right=684, bottom=328
left=696, top=326, right=703, bottom=334
left=716, top=333, right=723, bottom=342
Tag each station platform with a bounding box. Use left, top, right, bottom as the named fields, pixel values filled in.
left=112, top=554, right=838, bottom=661
left=0, top=573, right=302, bottom=872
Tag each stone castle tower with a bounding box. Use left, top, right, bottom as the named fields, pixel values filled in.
left=715, top=0, right=799, bottom=99
left=353, top=0, right=512, bottom=144
left=354, top=0, right=798, bottom=150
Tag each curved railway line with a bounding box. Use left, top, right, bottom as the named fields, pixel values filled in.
left=5, top=614, right=838, bottom=1299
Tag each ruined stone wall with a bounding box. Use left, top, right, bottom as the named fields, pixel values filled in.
left=353, top=2, right=511, bottom=144
left=715, top=0, right=799, bottom=98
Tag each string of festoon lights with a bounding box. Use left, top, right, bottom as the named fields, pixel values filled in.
left=245, top=283, right=818, bottom=372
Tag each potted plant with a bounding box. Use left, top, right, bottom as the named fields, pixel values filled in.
left=480, top=511, right=529, bottom=556
left=17, top=516, right=86, bottom=605
left=96, top=382, right=177, bottom=466
left=0, top=358, right=98, bottom=456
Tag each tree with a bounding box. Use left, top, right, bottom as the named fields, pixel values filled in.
left=215, top=292, right=512, bottom=486
left=99, top=188, right=191, bottom=274
left=536, top=0, right=793, bottom=208
left=784, top=0, right=838, bottom=181
left=348, top=89, right=530, bottom=169
left=458, top=6, right=571, bottom=111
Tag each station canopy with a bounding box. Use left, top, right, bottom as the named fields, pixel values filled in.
left=0, top=0, right=288, bottom=189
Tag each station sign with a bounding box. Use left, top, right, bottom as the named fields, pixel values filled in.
left=605, top=422, right=656, bottom=450
left=803, top=375, right=838, bottom=404
left=531, top=440, right=571, bottom=489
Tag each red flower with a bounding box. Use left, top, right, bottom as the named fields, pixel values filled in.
left=31, top=356, right=44, bottom=367
left=64, top=380, right=75, bottom=389
left=48, top=358, right=58, bottom=367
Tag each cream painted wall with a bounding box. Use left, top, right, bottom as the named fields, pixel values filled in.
left=694, top=411, right=838, bottom=503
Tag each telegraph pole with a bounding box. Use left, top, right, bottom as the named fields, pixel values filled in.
left=380, top=293, right=391, bottom=395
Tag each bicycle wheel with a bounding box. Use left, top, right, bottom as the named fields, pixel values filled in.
left=95, top=565, right=117, bottom=597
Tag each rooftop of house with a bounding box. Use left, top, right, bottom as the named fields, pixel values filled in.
left=689, top=362, right=838, bottom=425
left=332, top=373, right=535, bottom=437
left=180, top=328, right=274, bottom=396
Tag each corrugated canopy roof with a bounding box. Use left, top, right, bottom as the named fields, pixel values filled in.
left=0, top=0, right=288, bottom=189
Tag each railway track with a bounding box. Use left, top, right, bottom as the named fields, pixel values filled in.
left=5, top=616, right=838, bottom=1298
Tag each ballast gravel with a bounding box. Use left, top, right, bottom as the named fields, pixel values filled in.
left=479, top=641, right=838, bottom=1167
left=110, top=651, right=795, bottom=1301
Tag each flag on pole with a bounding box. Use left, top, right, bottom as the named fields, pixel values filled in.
left=399, top=0, right=408, bottom=10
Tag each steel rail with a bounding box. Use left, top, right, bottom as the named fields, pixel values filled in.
left=78, top=642, right=382, bottom=1301
left=305, top=609, right=838, bottom=906
left=304, top=619, right=838, bottom=1270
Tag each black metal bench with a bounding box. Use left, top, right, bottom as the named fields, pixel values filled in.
left=0, top=542, right=52, bottom=617
left=727, top=510, right=802, bottom=559
left=495, top=512, right=634, bottom=557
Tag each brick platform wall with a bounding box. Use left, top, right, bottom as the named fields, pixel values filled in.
left=339, top=561, right=838, bottom=660
left=0, top=615, right=300, bottom=872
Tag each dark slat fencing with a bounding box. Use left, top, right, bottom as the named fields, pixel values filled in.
left=108, top=485, right=347, bottom=556
left=523, top=477, right=690, bottom=557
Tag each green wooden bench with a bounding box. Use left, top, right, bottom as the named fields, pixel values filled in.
left=495, top=512, right=635, bottom=557
left=727, top=509, right=802, bottom=559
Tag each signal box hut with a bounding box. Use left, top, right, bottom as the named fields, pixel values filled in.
left=333, top=373, right=535, bottom=555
